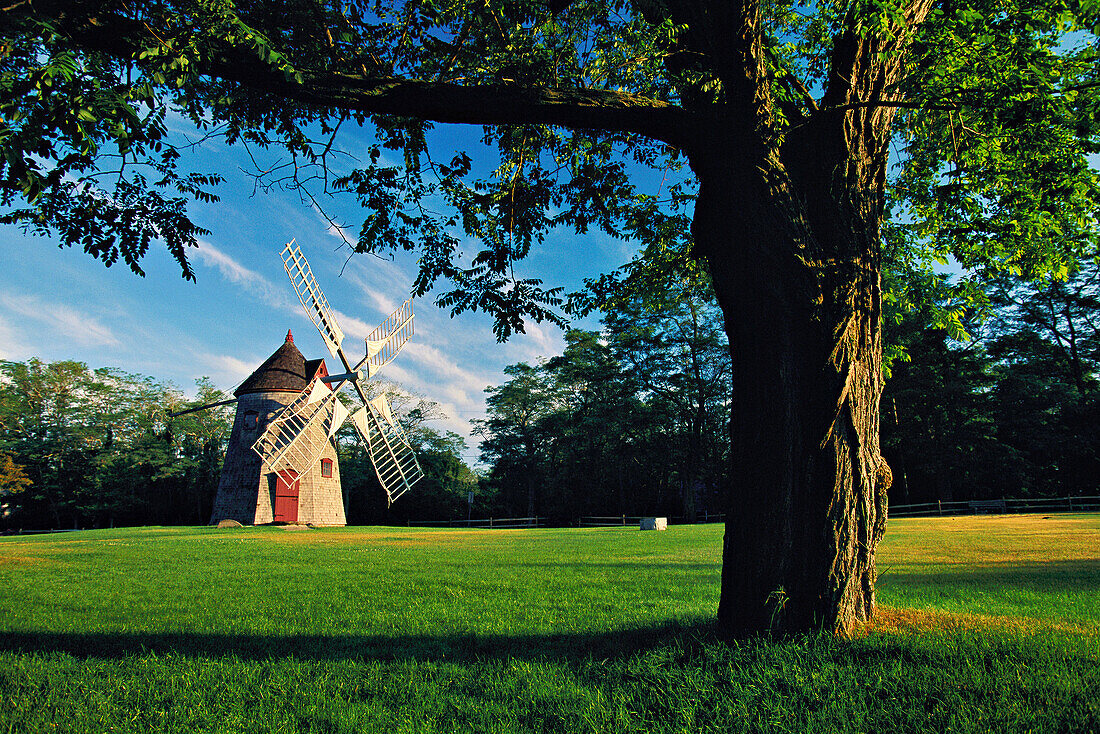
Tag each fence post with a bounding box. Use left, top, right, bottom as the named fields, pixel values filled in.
left=937, top=500, right=942, bottom=516
left=490, top=517, right=493, bottom=528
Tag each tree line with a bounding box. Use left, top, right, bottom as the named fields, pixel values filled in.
left=2, top=255, right=1097, bottom=530
left=882, top=260, right=1100, bottom=504
left=476, top=270, right=731, bottom=523
left=474, top=260, right=1100, bottom=519
left=0, top=361, right=477, bottom=530
left=0, top=361, right=228, bottom=529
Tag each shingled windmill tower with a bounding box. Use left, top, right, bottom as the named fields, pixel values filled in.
left=210, top=330, right=346, bottom=526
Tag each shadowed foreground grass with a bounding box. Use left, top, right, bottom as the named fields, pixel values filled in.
left=0, top=516, right=1097, bottom=733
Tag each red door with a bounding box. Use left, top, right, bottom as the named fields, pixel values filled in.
left=273, top=470, right=299, bottom=522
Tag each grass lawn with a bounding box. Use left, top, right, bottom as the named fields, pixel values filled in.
left=0, top=514, right=1097, bottom=733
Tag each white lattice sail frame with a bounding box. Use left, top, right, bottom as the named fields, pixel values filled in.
left=251, top=376, right=349, bottom=479
left=259, top=242, right=425, bottom=505
left=364, top=300, right=414, bottom=377
left=350, top=394, right=424, bottom=503
left=283, top=242, right=345, bottom=358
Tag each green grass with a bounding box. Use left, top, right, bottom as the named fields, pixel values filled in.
left=878, top=513, right=1100, bottom=625
left=0, top=516, right=1097, bottom=733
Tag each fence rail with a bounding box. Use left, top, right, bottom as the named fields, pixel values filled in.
left=405, top=516, right=545, bottom=529
left=404, top=513, right=729, bottom=529
left=578, top=515, right=644, bottom=527
left=889, top=495, right=1100, bottom=517
left=403, top=499, right=1099, bottom=529
left=8, top=500, right=1097, bottom=534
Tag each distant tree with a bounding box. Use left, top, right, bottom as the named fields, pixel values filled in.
left=881, top=328, right=1005, bottom=503
left=334, top=385, right=475, bottom=524
left=167, top=378, right=233, bottom=522
left=541, top=330, right=642, bottom=519
left=882, top=257, right=1100, bottom=503
left=989, top=264, right=1099, bottom=398
left=0, top=360, right=98, bottom=527
left=475, top=363, right=559, bottom=519
left=599, top=263, right=731, bottom=520
left=0, top=453, right=32, bottom=498
left=400, top=430, right=478, bottom=521
left=984, top=272, right=1100, bottom=496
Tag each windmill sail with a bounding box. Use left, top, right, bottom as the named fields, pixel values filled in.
left=252, top=376, right=347, bottom=476
left=349, top=394, right=423, bottom=504
left=282, top=242, right=345, bottom=359
left=364, top=300, right=414, bottom=377
left=274, top=242, right=424, bottom=506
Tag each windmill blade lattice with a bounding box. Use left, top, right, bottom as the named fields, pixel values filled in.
left=365, top=300, right=414, bottom=377
left=283, top=242, right=345, bottom=359
left=252, top=376, right=349, bottom=477
left=350, top=395, right=424, bottom=504
left=265, top=241, right=424, bottom=506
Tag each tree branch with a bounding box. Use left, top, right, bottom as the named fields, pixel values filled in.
left=259, top=70, right=699, bottom=149
left=20, top=2, right=699, bottom=149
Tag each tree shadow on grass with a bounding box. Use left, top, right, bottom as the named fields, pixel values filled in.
left=1, top=619, right=1093, bottom=677
left=878, top=558, right=1100, bottom=595
left=0, top=620, right=724, bottom=663
left=4, top=559, right=1097, bottom=666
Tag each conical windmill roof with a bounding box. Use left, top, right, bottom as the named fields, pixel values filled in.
left=235, top=330, right=324, bottom=396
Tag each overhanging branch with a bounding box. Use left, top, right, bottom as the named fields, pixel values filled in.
left=14, top=2, right=699, bottom=150
left=239, top=70, right=699, bottom=149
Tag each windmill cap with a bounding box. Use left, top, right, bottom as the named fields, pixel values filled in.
left=235, top=332, right=323, bottom=396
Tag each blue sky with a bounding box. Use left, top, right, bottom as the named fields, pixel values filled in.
left=0, top=120, right=646, bottom=465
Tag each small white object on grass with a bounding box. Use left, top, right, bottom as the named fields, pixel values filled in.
left=639, top=517, right=667, bottom=531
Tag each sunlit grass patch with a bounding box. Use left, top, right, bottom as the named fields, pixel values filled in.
left=865, top=605, right=1097, bottom=637
left=877, top=514, right=1100, bottom=624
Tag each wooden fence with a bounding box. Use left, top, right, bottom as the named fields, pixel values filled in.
left=406, top=516, right=545, bottom=529
left=406, top=513, right=727, bottom=529
left=579, top=512, right=726, bottom=527
left=889, top=495, right=1100, bottom=517
left=404, top=498, right=1100, bottom=529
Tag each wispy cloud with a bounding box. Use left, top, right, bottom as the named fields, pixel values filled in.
left=0, top=314, right=32, bottom=360
left=404, top=342, right=488, bottom=392
left=0, top=292, right=120, bottom=348
left=331, top=307, right=382, bottom=343
left=519, top=321, right=561, bottom=358
left=341, top=258, right=413, bottom=309
left=195, top=352, right=259, bottom=389
left=193, top=240, right=296, bottom=313
left=389, top=341, right=491, bottom=442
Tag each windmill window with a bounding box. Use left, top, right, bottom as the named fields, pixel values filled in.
left=320, top=458, right=333, bottom=478
left=243, top=411, right=259, bottom=430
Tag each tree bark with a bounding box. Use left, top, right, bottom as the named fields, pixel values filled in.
left=693, top=144, right=890, bottom=635
left=680, top=0, right=930, bottom=637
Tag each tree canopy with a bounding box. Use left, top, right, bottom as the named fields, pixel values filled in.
left=7, top=1, right=1094, bottom=323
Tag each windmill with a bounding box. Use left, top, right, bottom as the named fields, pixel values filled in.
left=255, top=242, right=424, bottom=507
left=183, top=242, right=424, bottom=526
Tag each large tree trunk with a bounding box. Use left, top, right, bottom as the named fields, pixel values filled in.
left=684, top=0, right=930, bottom=636
left=695, top=125, right=891, bottom=636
